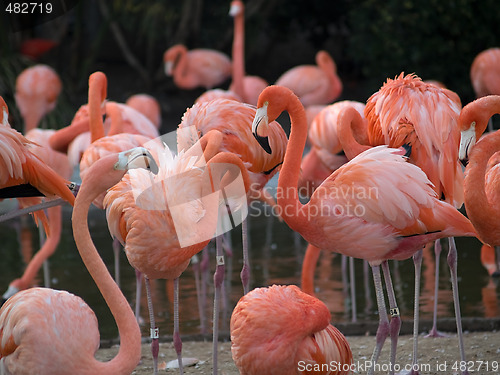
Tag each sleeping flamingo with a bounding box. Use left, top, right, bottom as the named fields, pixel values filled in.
left=230, top=284, right=352, bottom=375
left=163, top=44, right=232, bottom=90
left=470, top=48, right=500, bottom=99
left=251, top=85, right=477, bottom=375
left=0, top=147, right=158, bottom=375
left=275, top=50, right=342, bottom=107
left=14, top=64, right=62, bottom=133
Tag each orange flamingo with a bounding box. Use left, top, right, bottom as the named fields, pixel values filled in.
left=163, top=44, right=232, bottom=90
left=0, top=97, right=74, bottom=230
left=251, top=85, right=477, bottom=375
left=178, top=98, right=287, bottom=294
left=105, top=145, right=250, bottom=374
left=230, top=284, right=352, bottom=375
left=2, top=128, right=73, bottom=302
left=274, top=50, right=342, bottom=107
left=0, top=147, right=157, bottom=374
left=459, top=95, right=500, bottom=262
left=228, top=0, right=268, bottom=106
left=339, top=73, right=467, bottom=358
left=14, top=64, right=62, bottom=133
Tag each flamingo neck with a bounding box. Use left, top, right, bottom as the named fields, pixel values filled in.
left=277, top=91, right=310, bottom=230
left=89, top=75, right=106, bottom=143
left=231, top=6, right=246, bottom=101
left=464, top=131, right=500, bottom=245
left=338, top=106, right=370, bottom=160
left=173, top=49, right=198, bottom=89
left=107, top=102, right=125, bottom=136
left=72, top=160, right=141, bottom=374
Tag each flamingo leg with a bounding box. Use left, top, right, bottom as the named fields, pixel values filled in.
left=134, top=269, right=143, bottom=325
left=38, top=224, right=50, bottom=288
left=409, top=249, right=423, bottom=375
left=447, top=237, right=470, bottom=375
left=240, top=217, right=250, bottom=294
left=212, top=235, right=224, bottom=375
left=349, top=257, right=357, bottom=322
left=191, top=253, right=206, bottom=334
left=173, top=277, right=184, bottom=375
left=382, top=261, right=401, bottom=375
left=200, top=245, right=210, bottom=333
left=364, top=260, right=373, bottom=314
left=112, top=238, right=121, bottom=288
left=494, top=246, right=500, bottom=277
left=426, top=239, right=447, bottom=337
left=145, top=276, right=159, bottom=375
left=368, top=264, right=390, bottom=375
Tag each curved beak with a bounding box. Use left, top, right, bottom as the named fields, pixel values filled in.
left=459, top=125, right=476, bottom=166
left=116, top=147, right=159, bottom=175
left=252, top=105, right=272, bottom=154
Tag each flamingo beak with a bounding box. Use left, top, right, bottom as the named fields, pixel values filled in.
left=116, top=147, right=159, bottom=175
left=459, top=124, right=476, bottom=165
left=252, top=104, right=272, bottom=154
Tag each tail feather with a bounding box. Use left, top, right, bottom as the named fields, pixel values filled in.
left=17, top=197, right=50, bottom=235
left=22, top=154, right=75, bottom=206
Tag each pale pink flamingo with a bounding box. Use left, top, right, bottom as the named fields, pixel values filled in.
left=470, top=48, right=500, bottom=98
left=14, top=64, right=62, bottom=133
left=251, top=85, right=477, bottom=375
left=231, top=284, right=352, bottom=375
left=0, top=147, right=157, bottom=374
left=275, top=50, right=342, bottom=107
left=125, top=93, right=162, bottom=130
left=2, top=128, right=72, bottom=302
left=228, top=0, right=269, bottom=106
left=163, top=44, right=232, bottom=90
left=104, top=145, right=250, bottom=375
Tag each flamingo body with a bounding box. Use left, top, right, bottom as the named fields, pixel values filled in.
left=470, top=48, right=500, bottom=98
left=230, top=284, right=352, bottom=375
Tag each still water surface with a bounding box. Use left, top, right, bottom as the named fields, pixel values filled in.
left=0, top=195, right=498, bottom=341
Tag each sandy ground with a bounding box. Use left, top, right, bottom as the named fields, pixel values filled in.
left=95, top=329, right=500, bottom=374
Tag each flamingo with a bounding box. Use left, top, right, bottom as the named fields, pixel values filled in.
left=230, top=284, right=352, bottom=375
left=14, top=64, right=62, bottom=133
left=125, top=94, right=162, bottom=130
left=2, top=128, right=73, bottom=302
left=459, top=95, right=500, bottom=271
left=104, top=145, right=250, bottom=375
left=163, top=44, right=232, bottom=90
left=338, top=73, right=467, bottom=364
left=0, top=147, right=158, bottom=375
left=228, top=0, right=269, bottom=106
left=251, top=85, right=477, bottom=375
left=470, top=48, right=500, bottom=98
left=274, top=50, right=342, bottom=107
left=0, top=97, right=75, bottom=230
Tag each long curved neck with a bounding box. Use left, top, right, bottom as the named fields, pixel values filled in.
left=89, top=74, right=107, bottom=143
left=277, top=91, right=310, bottom=230
left=231, top=5, right=246, bottom=101
left=337, top=106, right=370, bottom=160
left=173, top=48, right=198, bottom=89
left=464, top=131, right=500, bottom=245
left=317, top=52, right=342, bottom=100
left=107, top=102, right=125, bottom=136
left=72, top=169, right=141, bottom=374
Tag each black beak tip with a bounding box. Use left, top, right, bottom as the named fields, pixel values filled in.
left=253, top=133, right=272, bottom=154
left=460, top=158, right=468, bottom=168
left=401, top=143, right=412, bottom=157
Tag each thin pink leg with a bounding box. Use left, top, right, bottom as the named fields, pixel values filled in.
left=349, top=257, right=357, bottom=322
left=368, top=264, right=390, bottom=375
left=134, top=269, right=143, bottom=325
left=240, top=217, right=250, bottom=294
left=212, top=235, right=224, bottom=375
left=173, top=277, right=184, bottom=375
left=426, top=239, right=447, bottom=338
left=447, top=237, right=469, bottom=375
left=112, top=238, right=121, bottom=288
left=382, top=261, right=401, bottom=375
left=145, top=276, right=159, bottom=375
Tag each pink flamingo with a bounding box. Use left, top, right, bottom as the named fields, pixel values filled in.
left=275, top=50, right=342, bottom=107
left=230, top=284, right=352, bottom=375
left=125, top=93, right=162, bottom=130
left=163, top=44, right=232, bottom=90
left=470, top=48, right=500, bottom=98
left=228, top=0, right=269, bottom=106
left=105, top=145, right=250, bottom=375
left=0, top=147, right=157, bottom=374
left=251, top=85, right=477, bottom=375
left=14, top=64, right=62, bottom=133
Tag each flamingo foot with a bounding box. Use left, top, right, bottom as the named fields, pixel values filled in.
left=425, top=327, right=448, bottom=338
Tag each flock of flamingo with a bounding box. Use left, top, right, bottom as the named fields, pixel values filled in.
left=1, top=1, right=500, bottom=374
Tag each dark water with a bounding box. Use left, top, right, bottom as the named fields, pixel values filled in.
left=0, top=192, right=498, bottom=342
